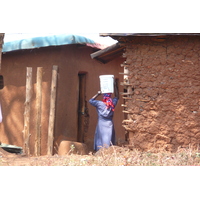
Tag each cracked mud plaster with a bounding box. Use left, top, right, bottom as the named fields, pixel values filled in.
left=123, top=36, right=200, bottom=152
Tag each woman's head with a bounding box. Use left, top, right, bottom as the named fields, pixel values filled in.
left=103, top=93, right=111, bottom=99
left=103, top=93, right=115, bottom=111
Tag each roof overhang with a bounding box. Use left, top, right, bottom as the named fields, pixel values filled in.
left=100, top=33, right=200, bottom=42
left=90, top=42, right=125, bottom=64
left=2, top=34, right=106, bottom=53
left=100, top=33, right=200, bottom=44
left=100, top=33, right=200, bottom=37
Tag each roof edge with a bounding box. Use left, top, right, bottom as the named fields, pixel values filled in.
left=91, top=43, right=121, bottom=59
left=91, top=42, right=125, bottom=64
left=100, top=33, right=200, bottom=37
left=3, top=34, right=106, bottom=53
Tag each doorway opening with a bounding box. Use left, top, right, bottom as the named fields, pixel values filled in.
left=0, top=75, right=4, bottom=89
left=77, top=72, right=88, bottom=143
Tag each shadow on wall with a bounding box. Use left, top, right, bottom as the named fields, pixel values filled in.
left=0, top=90, right=24, bottom=146
left=0, top=81, right=51, bottom=155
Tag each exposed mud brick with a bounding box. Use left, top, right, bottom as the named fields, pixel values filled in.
left=121, top=35, right=200, bottom=152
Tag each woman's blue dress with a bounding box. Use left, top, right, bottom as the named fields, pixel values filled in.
left=89, top=97, right=118, bottom=151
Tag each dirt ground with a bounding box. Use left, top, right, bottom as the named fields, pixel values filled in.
left=1, top=146, right=200, bottom=166
left=0, top=147, right=90, bottom=166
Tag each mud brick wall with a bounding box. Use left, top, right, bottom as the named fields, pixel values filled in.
left=122, top=36, right=200, bottom=152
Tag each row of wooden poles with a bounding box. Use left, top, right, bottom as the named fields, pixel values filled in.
left=23, top=65, right=58, bottom=156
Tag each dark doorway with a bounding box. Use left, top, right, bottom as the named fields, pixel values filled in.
left=0, top=75, right=4, bottom=89
left=77, top=73, right=87, bottom=143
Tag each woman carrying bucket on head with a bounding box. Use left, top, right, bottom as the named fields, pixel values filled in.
left=89, top=75, right=119, bottom=151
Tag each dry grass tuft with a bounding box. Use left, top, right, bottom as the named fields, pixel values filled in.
left=1, top=145, right=200, bottom=166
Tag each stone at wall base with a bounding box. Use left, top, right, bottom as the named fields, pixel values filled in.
left=58, top=140, right=89, bottom=155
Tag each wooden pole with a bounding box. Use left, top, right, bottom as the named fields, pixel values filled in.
left=0, top=33, right=5, bottom=71
left=47, top=65, right=58, bottom=156
left=35, top=67, right=43, bottom=156
left=23, top=67, right=33, bottom=156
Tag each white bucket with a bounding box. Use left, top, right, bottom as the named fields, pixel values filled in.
left=99, top=75, right=114, bottom=93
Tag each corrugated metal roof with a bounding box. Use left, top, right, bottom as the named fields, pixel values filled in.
left=2, top=34, right=105, bottom=52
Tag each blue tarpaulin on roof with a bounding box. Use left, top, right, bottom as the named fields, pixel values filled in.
left=2, top=34, right=102, bottom=52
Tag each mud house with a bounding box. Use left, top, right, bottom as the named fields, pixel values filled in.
left=99, top=33, right=200, bottom=152
left=0, top=34, right=125, bottom=155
